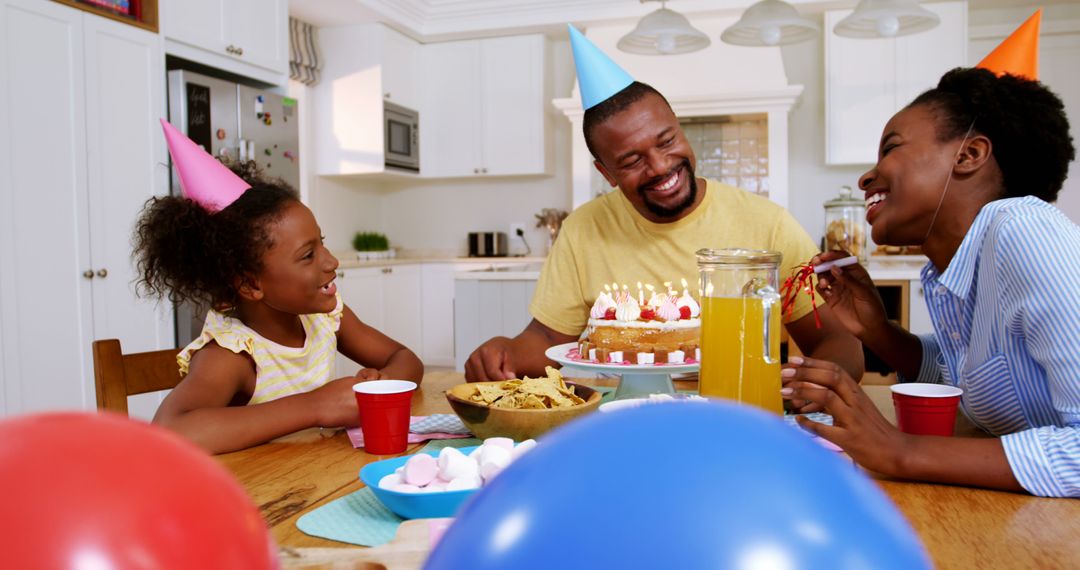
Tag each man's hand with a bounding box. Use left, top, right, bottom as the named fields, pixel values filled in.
left=465, top=337, right=518, bottom=382
left=464, top=319, right=579, bottom=382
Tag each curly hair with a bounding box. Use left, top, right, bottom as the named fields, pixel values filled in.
left=908, top=67, right=1075, bottom=202
left=133, top=161, right=300, bottom=309
left=583, top=81, right=670, bottom=159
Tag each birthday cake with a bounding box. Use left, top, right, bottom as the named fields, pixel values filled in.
left=578, top=282, right=701, bottom=365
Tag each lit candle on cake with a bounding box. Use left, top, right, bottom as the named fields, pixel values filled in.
left=637, top=281, right=644, bottom=305
left=681, top=278, right=690, bottom=297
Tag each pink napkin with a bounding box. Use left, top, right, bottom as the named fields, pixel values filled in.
left=346, top=416, right=472, bottom=449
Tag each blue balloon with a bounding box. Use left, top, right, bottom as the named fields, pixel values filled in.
left=425, top=402, right=930, bottom=570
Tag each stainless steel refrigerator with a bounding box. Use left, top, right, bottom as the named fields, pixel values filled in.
left=166, top=69, right=300, bottom=346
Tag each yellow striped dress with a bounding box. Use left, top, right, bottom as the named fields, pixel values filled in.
left=177, top=294, right=344, bottom=404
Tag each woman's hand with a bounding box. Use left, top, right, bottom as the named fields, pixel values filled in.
left=356, top=368, right=382, bottom=381
left=812, top=251, right=888, bottom=341
left=781, top=356, right=911, bottom=476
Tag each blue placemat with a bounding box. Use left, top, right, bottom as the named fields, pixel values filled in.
left=295, top=438, right=481, bottom=546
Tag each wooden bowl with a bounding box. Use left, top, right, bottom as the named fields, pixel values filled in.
left=445, top=381, right=602, bottom=441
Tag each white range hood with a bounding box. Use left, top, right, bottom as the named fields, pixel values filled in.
left=553, top=14, right=803, bottom=209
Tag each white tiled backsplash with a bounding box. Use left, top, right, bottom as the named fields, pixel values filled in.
left=589, top=113, right=771, bottom=200
left=681, top=113, right=770, bottom=196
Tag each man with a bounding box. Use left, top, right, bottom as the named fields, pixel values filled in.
left=465, top=26, right=863, bottom=383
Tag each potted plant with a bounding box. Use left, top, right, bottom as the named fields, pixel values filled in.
left=352, top=231, right=393, bottom=261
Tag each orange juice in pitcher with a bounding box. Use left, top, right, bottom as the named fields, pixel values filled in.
left=696, top=249, right=783, bottom=415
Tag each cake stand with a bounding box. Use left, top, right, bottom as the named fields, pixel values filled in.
left=545, top=342, right=699, bottom=400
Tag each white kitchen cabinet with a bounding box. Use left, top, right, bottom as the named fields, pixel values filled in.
left=162, top=0, right=287, bottom=85
left=0, top=0, right=172, bottom=416
left=314, top=23, right=422, bottom=176
left=334, top=264, right=423, bottom=377
left=454, top=272, right=539, bottom=372
left=421, top=262, right=495, bottom=367
left=381, top=28, right=420, bottom=110
left=421, top=34, right=547, bottom=178
left=825, top=2, right=967, bottom=165
left=908, top=279, right=933, bottom=336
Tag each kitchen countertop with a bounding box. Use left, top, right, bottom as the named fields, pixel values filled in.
left=336, top=255, right=548, bottom=270
left=336, top=252, right=926, bottom=281
left=450, top=256, right=929, bottom=283
left=866, top=255, right=928, bottom=281
left=454, top=263, right=545, bottom=280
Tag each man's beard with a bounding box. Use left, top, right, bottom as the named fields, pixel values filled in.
left=638, top=160, right=697, bottom=219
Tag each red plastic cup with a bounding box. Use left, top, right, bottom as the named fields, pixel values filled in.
left=890, top=383, right=963, bottom=436
left=353, top=380, right=417, bottom=455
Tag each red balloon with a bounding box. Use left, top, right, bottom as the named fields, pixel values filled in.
left=0, top=413, right=277, bottom=569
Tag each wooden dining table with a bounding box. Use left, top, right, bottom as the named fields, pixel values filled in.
left=219, top=371, right=1080, bottom=569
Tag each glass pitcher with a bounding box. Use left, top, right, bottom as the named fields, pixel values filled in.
left=696, top=248, right=783, bottom=415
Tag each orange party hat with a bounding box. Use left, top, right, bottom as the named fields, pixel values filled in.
left=160, top=119, right=250, bottom=212
left=977, top=9, right=1040, bottom=81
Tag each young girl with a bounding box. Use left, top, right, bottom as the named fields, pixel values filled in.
left=782, top=64, right=1079, bottom=497
left=135, top=121, right=424, bottom=454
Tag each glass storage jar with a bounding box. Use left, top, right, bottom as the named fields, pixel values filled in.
left=823, top=185, right=867, bottom=264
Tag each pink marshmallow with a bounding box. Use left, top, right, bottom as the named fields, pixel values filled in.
left=403, top=454, right=438, bottom=487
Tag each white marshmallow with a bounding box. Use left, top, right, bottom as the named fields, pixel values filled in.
left=467, top=447, right=483, bottom=461
left=479, top=444, right=512, bottom=468
left=438, top=448, right=479, bottom=481
left=483, top=437, right=515, bottom=453
left=695, top=348, right=701, bottom=361
left=636, top=352, right=655, bottom=365
left=422, top=482, right=447, bottom=493
left=391, top=483, right=422, bottom=493
left=609, top=351, right=624, bottom=363
left=588, top=348, right=597, bottom=361
left=378, top=473, right=403, bottom=489
left=446, top=474, right=483, bottom=491
left=668, top=350, right=685, bottom=364
left=512, top=439, right=537, bottom=459
left=479, top=445, right=512, bottom=483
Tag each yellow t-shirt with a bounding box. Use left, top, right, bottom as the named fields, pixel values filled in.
left=530, top=179, right=819, bottom=336
left=177, top=293, right=344, bottom=405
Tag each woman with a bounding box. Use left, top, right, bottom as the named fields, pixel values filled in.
left=783, top=67, right=1079, bottom=498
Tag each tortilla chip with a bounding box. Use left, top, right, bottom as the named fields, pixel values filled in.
left=467, top=367, right=587, bottom=410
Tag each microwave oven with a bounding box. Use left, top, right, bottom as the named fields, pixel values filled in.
left=384, top=101, right=419, bottom=172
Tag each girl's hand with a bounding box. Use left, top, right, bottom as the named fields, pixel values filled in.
left=781, top=356, right=911, bottom=476
left=356, top=368, right=382, bottom=381
left=812, top=251, right=888, bottom=340
left=306, top=377, right=362, bottom=428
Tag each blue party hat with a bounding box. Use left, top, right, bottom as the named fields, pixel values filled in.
left=568, top=24, right=634, bottom=110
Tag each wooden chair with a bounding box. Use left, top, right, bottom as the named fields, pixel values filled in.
left=92, top=339, right=183, bottom=416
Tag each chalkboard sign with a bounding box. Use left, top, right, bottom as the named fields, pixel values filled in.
left=185, top=82, right=212, bottom=151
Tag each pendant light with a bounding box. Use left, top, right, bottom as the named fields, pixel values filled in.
left=617, top=0, right=711, bottom=55
left=720, top=0, right=820, bottom=47
left=833, top=0, right=940, bottom=39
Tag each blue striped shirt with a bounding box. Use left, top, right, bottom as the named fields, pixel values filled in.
left=907, top=196, right=1080, bottom=498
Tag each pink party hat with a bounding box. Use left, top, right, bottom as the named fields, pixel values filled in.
left=160, top=119, right=250, bottom=212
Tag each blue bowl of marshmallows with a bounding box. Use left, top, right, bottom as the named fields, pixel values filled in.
left=359, top=437, right=536, bottom=519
